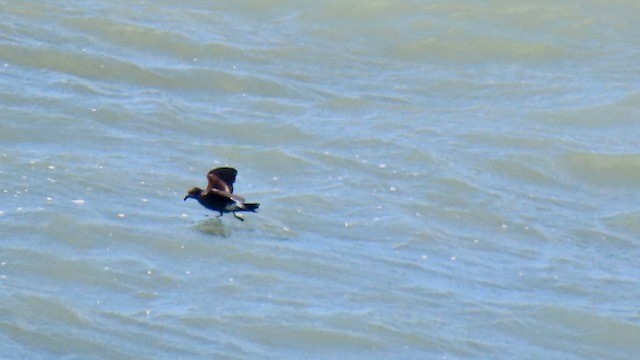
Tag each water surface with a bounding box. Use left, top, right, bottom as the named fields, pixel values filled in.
left=1, top=1, right=640, bottom=358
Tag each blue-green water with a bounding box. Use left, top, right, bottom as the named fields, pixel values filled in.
left=2, top=1, right=640, bottom=358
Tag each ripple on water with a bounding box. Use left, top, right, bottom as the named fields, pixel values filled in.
left=562, top=151, right=640, bottom=188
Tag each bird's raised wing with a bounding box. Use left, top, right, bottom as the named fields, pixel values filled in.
left=208, top=167, right=237, bottom=193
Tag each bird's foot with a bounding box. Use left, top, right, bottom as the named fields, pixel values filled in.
left=233, top=212, right=244, bottom=221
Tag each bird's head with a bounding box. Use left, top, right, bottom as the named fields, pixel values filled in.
left=184, top=187, right=203, bottom=201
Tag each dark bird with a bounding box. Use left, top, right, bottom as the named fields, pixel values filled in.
left=184, top=167, right=260, bottom=221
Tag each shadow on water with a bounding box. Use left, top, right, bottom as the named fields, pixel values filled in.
left=195, top=217, right=228, bottom=237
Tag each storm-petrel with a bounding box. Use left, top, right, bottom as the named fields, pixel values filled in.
left=184, top=167, right=259, bottom=221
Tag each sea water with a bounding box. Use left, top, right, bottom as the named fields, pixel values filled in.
left=1, top=1, right=640, bottom=358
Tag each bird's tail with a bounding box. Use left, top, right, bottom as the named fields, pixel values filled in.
left=226, top=201, right=260, bottom=213
left=239, top=203, right=260, bottom=212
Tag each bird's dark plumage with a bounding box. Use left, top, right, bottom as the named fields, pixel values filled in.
left=184, top=167, right=259, bottom=221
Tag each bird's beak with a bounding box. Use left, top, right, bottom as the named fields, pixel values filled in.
left=183, top=194, right=190, bottom=201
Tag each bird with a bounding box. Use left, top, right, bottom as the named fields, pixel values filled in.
left=184, top=167, right=260, bottom=221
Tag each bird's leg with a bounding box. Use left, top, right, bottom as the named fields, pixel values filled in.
left=233, top=212, right=244, bottom=221
left=217, top=212, right=223, bottom=218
